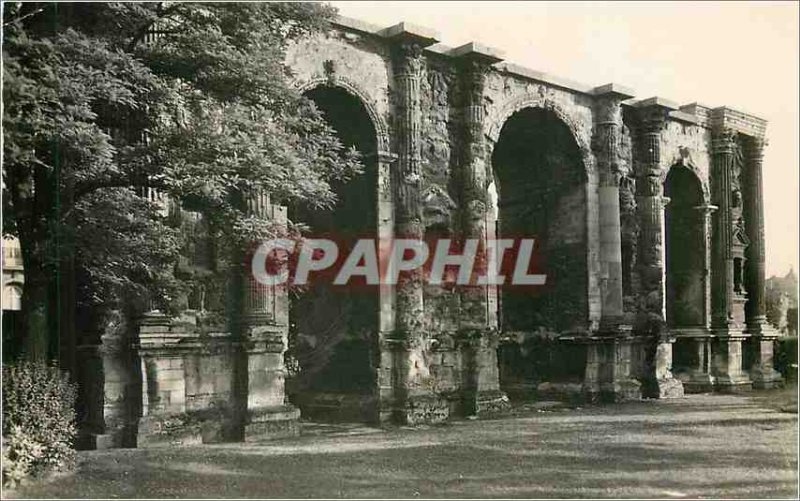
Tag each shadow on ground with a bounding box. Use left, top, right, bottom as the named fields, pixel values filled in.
left=6, top=393, right=798, bottom=499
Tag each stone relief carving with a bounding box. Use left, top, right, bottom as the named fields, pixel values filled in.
left=421, top=185, right=457, bottom=231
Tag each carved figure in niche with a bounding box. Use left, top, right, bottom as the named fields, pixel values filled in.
left=678, top=145, right=691, bottom=164
left=323, top=59, right=337, bottom=86
left=421, top=185, right=457, bottom=232
left=429, top=71, right=448, bottom=107
left=645, top=175, right=662, bottom=197
left=731, top=189, right=742, bottom=208
left=620, top=176, right=637, bottom=213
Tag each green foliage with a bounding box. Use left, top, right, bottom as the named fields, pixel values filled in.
left=2, top=362, right=78, bottom=486
left=2, top=2, right=361, bottom=349
left=775, top=337, right=798, bottom=381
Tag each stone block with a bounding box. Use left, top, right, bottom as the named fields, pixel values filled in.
left=243, top=405, right=300, bottom=442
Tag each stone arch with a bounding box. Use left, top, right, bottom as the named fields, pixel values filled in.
left=488, top=103, right=590, bottom=334
left=295, top=77, right=390, bottom=154
left=485, top=94, right=595, bottom=178
left=662, top=159, right=710, bottom=205
left=663, top=163, right=707, bottom=330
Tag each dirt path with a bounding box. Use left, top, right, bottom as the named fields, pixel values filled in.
left=6, top=393, right=798, bottom=499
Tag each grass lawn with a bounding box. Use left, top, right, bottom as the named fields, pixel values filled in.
left=5, top=391, right=798, bottom=499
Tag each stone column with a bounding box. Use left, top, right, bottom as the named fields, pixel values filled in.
left=454, top=45, right=508, bottom=415
left=75, top=310, right=138, bottom=450
left=697, top=204, right=717, bottom=329
left=239, top=190, right=299, bottom=439
left=633, top=102, right=683, bottom=398
left=389, top=39, right=446, bottom=424
left=375, top=151, right=400, bottom=423
left=743, top=136, right=782, bottom=388
left=679, top=204, right=717, bottom=392
left=135, top=312, right=194, bottom=446
left=710, top=128, right=751, bottom=391
left=586, top=85, right=641, bottom=401
left=710, top=129, right=738, bottom=330
left=594, top=92, right=627, bottom=329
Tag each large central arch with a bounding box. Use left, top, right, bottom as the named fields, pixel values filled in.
left=489, top=106, right=590, bottom=394
left=286, top=83, right=382, bottom=422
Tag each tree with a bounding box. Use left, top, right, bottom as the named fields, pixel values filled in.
left=2, top=2, right=360, bottom=364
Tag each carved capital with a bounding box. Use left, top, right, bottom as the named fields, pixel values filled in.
left=393, top=42, right=424, bottom=77
left=593, top=122, right=623, bottom=185
left=462, top=59, right=490, bottom=100
left=594, top=95, right=624, bottom=126
left=747, top=136, right=766, bottom=164
left=712, top=127, right=738, bottom=154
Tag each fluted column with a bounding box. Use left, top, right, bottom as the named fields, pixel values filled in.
left=393, top=42, right=425, bottom=335
left=239, top=189, right=299, bottom=440
left=710, top=129, right=739, bottom=330
left=585, top=86, right=641, bottom=402
left=456, top=52, right=507, bottom=415
left=594, top=92, right=628, bottom=329
left=459, top=58, right=490, bottom=327
left=696, top=204, right=717, bottom=329
left=709, top=128, right=751, bottom=391
left=744, top=137, right=771, bottom=330
left=635, top=124, right=669, bottom=323
left=633, top=103, right=683, bottom=398
left=743, top=136, right=782, bottom=387
left=389, top=41, right=441, bottom=424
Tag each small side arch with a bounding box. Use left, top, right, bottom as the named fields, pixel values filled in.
left=662, top=159, right=710, bottom=205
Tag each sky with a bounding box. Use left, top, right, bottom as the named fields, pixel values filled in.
left=332, top=0, right=799, bottom=277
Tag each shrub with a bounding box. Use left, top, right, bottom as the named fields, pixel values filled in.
left=774, top=336, right=799, bottom=382
left=2, top=362, right=77, bottom=487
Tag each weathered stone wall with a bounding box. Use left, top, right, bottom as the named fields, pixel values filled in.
left=660, top=120, right=712, bottom=197
left=83, top=17, right=779, bottom=448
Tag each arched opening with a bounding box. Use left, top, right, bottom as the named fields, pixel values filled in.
left=287, top=86, right=379, bottom=421
left=491, top=107, right=588, bottom=397
left=664, top=165, right=705, bottom=329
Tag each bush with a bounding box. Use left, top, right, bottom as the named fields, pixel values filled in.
left=775, top=336, right=798, bottom=382
left=2, top=362, right=77, bottom=487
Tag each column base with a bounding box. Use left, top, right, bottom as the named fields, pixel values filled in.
left=76, top=432, right=118, bottom=450
left=583, top=330, right=643, bottom=403
left=398, top=394, right=450, bottom=425
left=243, top=404, right=300, bottom=442
left=711, top=331, right=752, bottom=393
left=713, top=374, right=753, bottom=393
left=750, top=367, right=783, bottom=389
left=677, top=372, right=716, bottom=393
left=747, top=322, right=784, bottom=389
left=599, top=379, right=643, bottom=403
left=292, top=392, right=378, bottom=424
left=472, top=389, right=511, bottom=415
left=643, top=377, right=685, bottom=399
left=137, top=413, right=204, bottom=447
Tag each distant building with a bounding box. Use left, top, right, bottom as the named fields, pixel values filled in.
left=2, top=236, right=24, bottom=360
left=2, top=237, right=23, bottom=311
left=766, top=268, right=798, bottom=336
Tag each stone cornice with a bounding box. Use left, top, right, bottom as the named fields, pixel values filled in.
left=330, top=15, right=768, bottom=132
left=710, top=107, right=768, bottom=138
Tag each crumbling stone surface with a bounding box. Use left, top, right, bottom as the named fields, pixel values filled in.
left=78, top=18, right=777, bottom=447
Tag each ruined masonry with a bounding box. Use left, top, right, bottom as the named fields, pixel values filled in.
left=76, top=17, right=783, bottom=448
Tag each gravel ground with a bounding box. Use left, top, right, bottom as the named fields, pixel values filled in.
left=6, top=391, right=798, bottom=499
